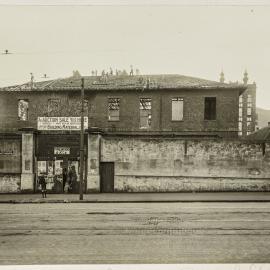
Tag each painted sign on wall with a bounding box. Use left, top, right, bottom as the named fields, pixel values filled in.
left=37, top=117, right=88, bottom=130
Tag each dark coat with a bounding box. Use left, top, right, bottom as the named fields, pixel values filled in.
left=39, top=176, right=46, bottom=190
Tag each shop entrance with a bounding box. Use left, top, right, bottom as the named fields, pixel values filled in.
left=37, top=158, right=80, bottom=193
left=36, top=134, right=87, bottom=193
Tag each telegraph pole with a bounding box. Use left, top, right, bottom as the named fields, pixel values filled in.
left=79, top=77, right=85, bottom=200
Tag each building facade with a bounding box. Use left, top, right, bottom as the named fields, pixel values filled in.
left=220, top=70, right=257, bottom=137
left=1, top=73, right=259, bottom=193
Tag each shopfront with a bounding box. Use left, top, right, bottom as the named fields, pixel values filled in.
left=36, top=117, right=88, bottom=193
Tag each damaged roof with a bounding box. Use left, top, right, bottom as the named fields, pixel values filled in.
left=0, top=74, right=247, bottom=92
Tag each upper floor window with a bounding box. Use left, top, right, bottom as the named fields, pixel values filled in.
left=48, top=99, right=60, bottom=116
left=108, top=98, right=120, bottom=121
left=204, top=97, right=216, bottom=120
left=18, top=99, right=29, bottom=121
left=172, top=97, right=184, bottom=121
left=140, top=98, right=151, bottom=128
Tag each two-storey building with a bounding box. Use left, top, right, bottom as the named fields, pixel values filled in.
left=0, top=73, right=247, bottom=193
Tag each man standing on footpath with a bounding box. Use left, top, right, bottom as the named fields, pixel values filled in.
left=39, top=173, right=47, bottom=198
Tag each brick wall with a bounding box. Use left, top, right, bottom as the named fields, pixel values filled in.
left=0, top=88, right=240, bottom=137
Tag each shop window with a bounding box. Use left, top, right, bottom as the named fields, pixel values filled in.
left=140, top=98, right=151, bottom=128
left=48, top=99, right=60, bottom=116
left=108, top=98, right=120, bottom=121
left=18, top=99, right=29, bottom=121
left=172, top=97, right=184, bottom=121
left=204, top=97, right=216, bottom=120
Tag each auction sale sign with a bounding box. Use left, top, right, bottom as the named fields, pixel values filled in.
left=37, top=117, right=88, bottom=130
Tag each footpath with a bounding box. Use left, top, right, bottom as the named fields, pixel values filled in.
left=0, top=192, right=270, bottom=203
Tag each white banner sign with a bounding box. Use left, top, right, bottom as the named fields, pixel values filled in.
left=37, top=117, right=88, bottom=130
left=54, top=147, right=70, bottom=155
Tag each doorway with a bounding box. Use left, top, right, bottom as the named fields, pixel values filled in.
left=100, top=162, right=114, bottom=193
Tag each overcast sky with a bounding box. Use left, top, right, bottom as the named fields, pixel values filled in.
left=0, top=4, right=269, bottom=109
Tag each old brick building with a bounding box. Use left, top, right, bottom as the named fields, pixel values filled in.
left=2, top=73, right=269, bottom=193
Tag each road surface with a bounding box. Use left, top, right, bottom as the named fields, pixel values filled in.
left=0, top=202, right=270, bottom=264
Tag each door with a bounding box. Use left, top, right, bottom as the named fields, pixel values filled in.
left=100, top=162, right=114, bottom=193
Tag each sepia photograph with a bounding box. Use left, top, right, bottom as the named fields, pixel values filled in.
left=0, top=0, right=270, bottom=268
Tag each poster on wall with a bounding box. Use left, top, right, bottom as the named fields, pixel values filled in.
left=55, top=160, right=63, bottom=175
left=37, top=161, right=46, bottom=176
left=47, top=161, right=54, bottom=176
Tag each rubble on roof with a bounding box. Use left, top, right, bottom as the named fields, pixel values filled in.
left=0, top=74, right=247, bottom=92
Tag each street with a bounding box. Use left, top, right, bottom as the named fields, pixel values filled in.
left=0, top=202, right=270, bottom=264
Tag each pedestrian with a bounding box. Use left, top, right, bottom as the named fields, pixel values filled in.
left=62, top=168, right=67, bottom=192
left=67, top=167, right=73, bottom=193
left=39, top=174, right=47, bottom=198
left=68, top=165, right=77, bottom=193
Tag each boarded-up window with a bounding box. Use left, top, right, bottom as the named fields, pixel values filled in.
left=140, top=98, right=151, bottom=128
left=204, top=97, right=216, bottom=120
left=18, top=100, right=29, bottom=121
left=172, top=98, right=183, bottom=121
left=48, top=99, right=60, bottom=116
left=108, top=98, right=120, bottom=121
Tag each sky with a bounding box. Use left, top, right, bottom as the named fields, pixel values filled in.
left=0, top=3, right=270, bottom=109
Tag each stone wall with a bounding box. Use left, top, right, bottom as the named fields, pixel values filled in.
left=0, top=174, right=20, bottom=193
left=0, top=137, right=21, bottom=193
left=101, top=137, right=270, bottom=192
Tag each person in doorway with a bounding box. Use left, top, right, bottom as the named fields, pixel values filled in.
left=68, top=165, right=77, bottom=193
left=67, top=167, right=73, bottom=193
left=62, top=168, right=67, bottom=192
left=39, top=173, right=47, bottom=198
